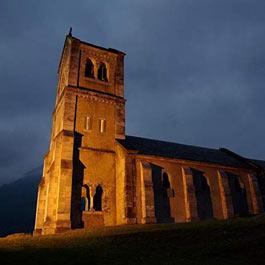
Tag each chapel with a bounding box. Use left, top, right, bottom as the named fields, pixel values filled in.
left=34, top=32, right=265, bottom=235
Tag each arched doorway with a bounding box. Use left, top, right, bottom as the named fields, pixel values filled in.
left=192, top=169, right=213, bottom=220
left=227, top=173, right=249, bottom=216
left=151, top=165, right=173, bottom=223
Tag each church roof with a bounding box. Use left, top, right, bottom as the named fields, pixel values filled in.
left=251, top=159, right=265, bottom=170
left=117, top=135, right=258, bottom=169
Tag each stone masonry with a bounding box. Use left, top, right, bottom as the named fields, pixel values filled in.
left=34, top=33, right=265, bottom=235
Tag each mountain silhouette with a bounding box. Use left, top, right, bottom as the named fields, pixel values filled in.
left=0, top=167, right=42, bottom=237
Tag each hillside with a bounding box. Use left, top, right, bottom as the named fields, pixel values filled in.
left=1, top=215, right=265, bottom=265
left=0, top=167, right=42, bottom=237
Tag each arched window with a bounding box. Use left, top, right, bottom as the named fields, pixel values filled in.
left=227, top=173, right=249, bottom=216
left=85, top=59, right=94, bottom=78
left=81, top=185, right=90, bottom=211
left=93, top=185, right=103, bottom=211
left=81, top=197, right=86, bottom=211
left=162, top=172, right=170, bottom=189
left=151, top=166, right=173, bottom=223
left=192, top=169, right=213, bottom=220
left=97, top=63, right=108, bottom=81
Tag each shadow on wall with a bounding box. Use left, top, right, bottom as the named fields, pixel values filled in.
left=71, top=132, right=85, bottom=229
left=226, top=172, right=249, bottom=216
left=191, top=169, right=213, bottom=220
left=151, top=164, right=174, bottom=223
left=257, top=173, right=265, bottom=210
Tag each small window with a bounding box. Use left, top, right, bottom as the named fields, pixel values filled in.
left=85, top=59, right=94, bottom=78
left=99, top=119, right=106, bottom=133
left=98, top=63, right=108, bottom=81
left=85, top=117, right=92, bottom=130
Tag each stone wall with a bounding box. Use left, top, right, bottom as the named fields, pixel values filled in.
left=34, top=35, right=126, bottom=235
left=120, top=152, right=264, bottom=225
left=35, top=34, right=264, bottom=235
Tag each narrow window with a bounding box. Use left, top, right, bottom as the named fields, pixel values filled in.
left=97, top=62, right=108, bottom=81
left=85, top=59, right=94, bottom=78
left=93, top=185, right=103, bottom=211
left=85, top=116, right=92, bottom=130
left=81, top=185, right=90, bottom=211
left=99, top=119, right=106, bottom=133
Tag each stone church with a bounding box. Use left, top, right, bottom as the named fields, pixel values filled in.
left=34, top=33, right=265, bottom=235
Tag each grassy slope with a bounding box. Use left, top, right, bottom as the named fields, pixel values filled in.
left=1, top=215, right=265, bottom=265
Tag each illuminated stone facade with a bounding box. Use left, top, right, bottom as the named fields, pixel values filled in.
left=34, top=34, right=265, bottom=235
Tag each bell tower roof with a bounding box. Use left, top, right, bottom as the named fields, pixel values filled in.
left=58, top=32, right=125, bottom=74
left=66, top=27, right=125, bottom=54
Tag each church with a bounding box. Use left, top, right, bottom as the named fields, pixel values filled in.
left=34, top=32, right=265, bottom=235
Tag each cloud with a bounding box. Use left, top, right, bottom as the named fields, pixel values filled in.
left=0, top=0, right=265, bottom=184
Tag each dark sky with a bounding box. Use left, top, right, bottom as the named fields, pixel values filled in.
left=1, top=0, right=265, bottom=184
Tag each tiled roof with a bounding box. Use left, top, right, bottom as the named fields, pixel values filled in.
left=117, top=135, right=251, bottom=168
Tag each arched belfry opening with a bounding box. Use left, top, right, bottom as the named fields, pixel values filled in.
left=227, top=173, right=249, bottom=216
left=85, top=59, right=94, bottom=78
left=98, top=62, right=108, bottom=81
left=192, top=169, right=213, bottom=220
left=93, top=185, right=103, bottom=211
left=151, top=165, right=174, bottom=223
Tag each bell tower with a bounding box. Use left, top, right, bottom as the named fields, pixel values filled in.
left=34, top=32, right=125, bottom=235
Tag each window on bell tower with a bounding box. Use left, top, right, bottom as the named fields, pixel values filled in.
left=98, top=62, right=108, bottom=81
left=85, top=116, right=92, bottom=130
left=99, top=119, right=106, bottom=133
left=85, top=59, right=94, bottom=78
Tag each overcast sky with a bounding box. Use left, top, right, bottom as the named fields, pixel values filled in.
left=0, top=0, right=265, bottom=184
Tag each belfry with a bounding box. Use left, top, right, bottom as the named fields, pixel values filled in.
left=34, top=33, right=265, bottom=235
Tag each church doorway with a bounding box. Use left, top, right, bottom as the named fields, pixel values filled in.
left=192, top=169, right=213, bottom=220
left=227, top=173, right=249, bottom=216
left=151, top=165, right=173, bottom=223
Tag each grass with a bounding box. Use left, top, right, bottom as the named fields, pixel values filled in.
left=1, top=215, right=265, bottom=265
